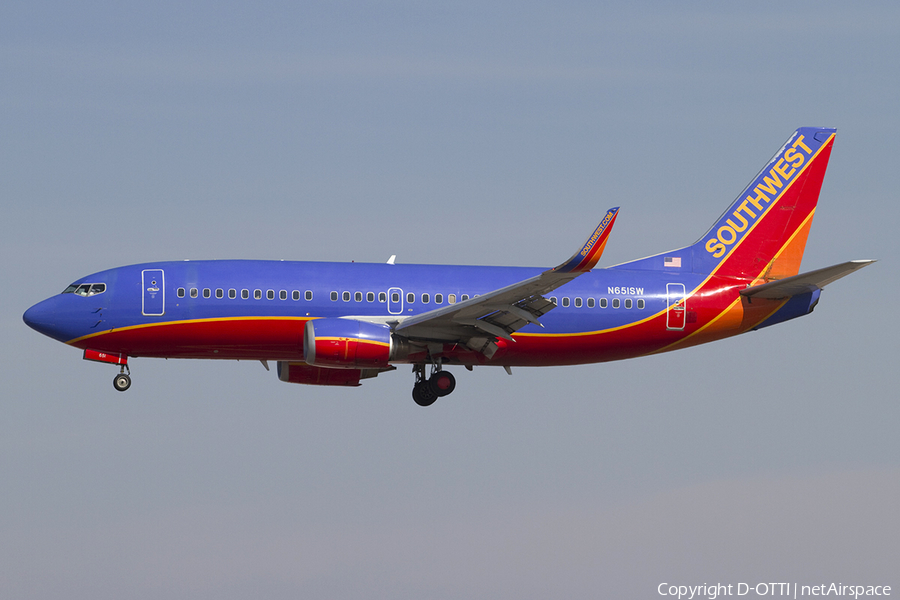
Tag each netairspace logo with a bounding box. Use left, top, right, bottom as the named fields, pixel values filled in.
left=657, top=582, right=892, bottom=599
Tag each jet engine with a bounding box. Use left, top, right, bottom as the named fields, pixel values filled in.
left=303, top=318, right=408, bottom=369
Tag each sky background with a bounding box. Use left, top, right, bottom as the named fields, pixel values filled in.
left=2, top=2, right=898, bottom=598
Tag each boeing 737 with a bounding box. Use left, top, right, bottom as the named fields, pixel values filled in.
left=23, top=127, right=873, bottom=405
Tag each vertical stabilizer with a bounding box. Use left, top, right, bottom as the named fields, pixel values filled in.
left=691, top=127, right=836, bottom=281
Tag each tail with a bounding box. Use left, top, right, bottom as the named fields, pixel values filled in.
left=691, top=127, right=836, bottom=281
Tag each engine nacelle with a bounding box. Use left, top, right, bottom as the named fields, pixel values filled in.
left=276, top=361, right=381, bottom=387
left=304, top=318, right=403, bottom=369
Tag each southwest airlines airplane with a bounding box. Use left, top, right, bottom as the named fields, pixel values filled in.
left=24, top=127, right=873, bottom=406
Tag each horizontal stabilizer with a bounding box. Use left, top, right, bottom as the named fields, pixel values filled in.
left=740, top=260, right=875, bottom=299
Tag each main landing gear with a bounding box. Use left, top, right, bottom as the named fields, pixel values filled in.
left=411, top=362, right=456, bottom=407
left=113, top=365, right=131, bottom=392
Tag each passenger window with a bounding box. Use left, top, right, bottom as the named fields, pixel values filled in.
left=190, top=288, right=198, bottom=298
left=562, top=297, right=570, bottom=307
left=574, top=297, right=582, bottom=308
left=461, top=294, right=469, bottom=301
left=549, top=297, right=557, bottom=305
left=448, top=294, right=456, bottom=304
left=407, top=292, right=414, bottom=303
left=177, top=288, right=186, bottom=298
left=241, top=289, right=249, bottom=299
left=292, top=290, right=300, bottom=301
left=305, top=290, right=313, bottom=301
left=355, top=291, right=362, bottom=302
left=625, top=298, right=633, bottom=309
left=229, top=289, right=237, bottom=299
left=366, top=291, right=375, bottom=302
left=203, top=288, right=211, bottom=298
left=637, top=299, right=645, bottom=309
left=379, top=292, right=386, bottom=303
left=435, top=293, right=443, bottom=304
left=254, top=289, right=262, bottom=300
left=600, top=298, right=608, bottom=308
left=587, top=298, right=595, bottom=308
left=330, top=291, right=338, bottom=301
left=612, top=298, right=620, bottom=309
left=216, top=289, right=224, bottom=299
left=391, top=292, right=400, bottom=303
left=421, top=293, right=430, bottom=304
left=342, top=291, right=351, bottom=301
left=280, top=290, right=287, bottom=300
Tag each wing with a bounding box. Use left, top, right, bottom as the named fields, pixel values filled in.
left=393, top=207, right=619, bottom=358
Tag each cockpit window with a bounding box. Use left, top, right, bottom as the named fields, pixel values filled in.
left=63, top=282, right=107, bottom=296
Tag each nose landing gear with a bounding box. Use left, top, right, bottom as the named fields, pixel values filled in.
left=113, top=372, right=132, bottom=391
left=113, top=364, right=131, bottom=392
left=82, top=350, right=132, bottom=392
left=411, top=362, right=456, bottom=407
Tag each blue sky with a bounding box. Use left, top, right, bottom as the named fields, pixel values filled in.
left=2, top=2, right=898, bottom=598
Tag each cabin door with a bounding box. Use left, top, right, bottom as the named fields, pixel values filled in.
left=666, top=283, right=686, bottom=331
left=142, top=269, right=165, bottom=316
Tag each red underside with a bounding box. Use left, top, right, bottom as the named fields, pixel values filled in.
left=71, top=281, right=785, bottom=367
left=75, top=319, right=310, bottom=361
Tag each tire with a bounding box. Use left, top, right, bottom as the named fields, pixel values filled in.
left=412, top=381, right=437, bottom=406
left=113, top=373, right=131, bottom=392
left=429, top=371, right=456, bottom=397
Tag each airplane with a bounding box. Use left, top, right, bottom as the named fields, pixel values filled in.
left=23, top=127, right=874, bottom=406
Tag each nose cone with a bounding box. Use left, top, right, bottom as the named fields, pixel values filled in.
left=23, top=296, right=72, bottom=342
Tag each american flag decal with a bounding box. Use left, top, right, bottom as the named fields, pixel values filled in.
left=665, top=256, right=681, bottom=267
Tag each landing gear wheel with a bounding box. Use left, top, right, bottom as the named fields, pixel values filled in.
left=412, top=381, right=437, bottom=407
left=429, top=371, right=456, bottom=397
left=113, top=373, right=131, bottom=392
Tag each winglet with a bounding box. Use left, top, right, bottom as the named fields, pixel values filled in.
left=554, top=207, right=619, bottom=273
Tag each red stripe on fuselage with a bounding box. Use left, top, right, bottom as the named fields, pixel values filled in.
left=68, top=289, right=788, bottom=367
left=69, top=318, right=310, bottom=360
